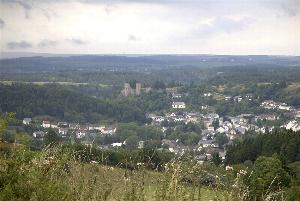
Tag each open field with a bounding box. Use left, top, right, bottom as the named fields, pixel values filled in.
left=284, top=82, right=300, bottom=92
left=0, top=80, right=89, bottom=86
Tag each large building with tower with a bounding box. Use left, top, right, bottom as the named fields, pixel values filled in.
left=122, top=82, right=142, bottom=96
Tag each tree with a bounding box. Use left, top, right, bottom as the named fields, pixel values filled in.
left=129, top=80, right=137, bottom=89
left=153, top=80, right=166, bottom=90
left=248, top=156, right=291, bottom=199
left=211, top=152, right=222, bottom=166
left=125, top=136, right=138, bottom=149
left=280, top=140, right=298, bottom=163
left=144, top=140, right=161, bottom=149
left=44, top=129, right=60, bottom=146
left=2, top=130, right=15, bottom=143
left=0, top=118, right=8, bottom=136
left=215, top=133, right=229, bottom=148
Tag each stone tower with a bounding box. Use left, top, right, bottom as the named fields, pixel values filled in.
left=136, top=82, right=141, bottom=95
left=124, top=83, right=131, bottom=96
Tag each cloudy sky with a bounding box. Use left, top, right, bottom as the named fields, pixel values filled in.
left=0, top=0, right=299, bottom=55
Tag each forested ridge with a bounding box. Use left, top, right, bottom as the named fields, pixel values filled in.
left=0, top=83, right=172, bottom=123
left=225, top=129, right=300, bottom=164
left=0, top=83, right=147, bottom=123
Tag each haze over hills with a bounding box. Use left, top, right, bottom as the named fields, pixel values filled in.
left=1, top=54, right=300, bottom=74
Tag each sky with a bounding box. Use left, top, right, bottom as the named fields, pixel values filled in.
left=0, top=0, right=300, bottom=55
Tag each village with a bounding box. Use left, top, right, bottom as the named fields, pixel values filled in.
left=21, top=83, right=300, bottom=163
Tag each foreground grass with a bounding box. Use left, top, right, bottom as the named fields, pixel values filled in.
left=2, top=144, right=296, bottom=200
left=0, top=145, right=234, bottom=201
left=60, top=163, right=230, bottom=201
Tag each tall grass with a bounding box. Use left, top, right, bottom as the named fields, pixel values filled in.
left=0, top=145, right=290, bottom=201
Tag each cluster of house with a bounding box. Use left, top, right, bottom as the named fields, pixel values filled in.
left=261, top=100, right=295, bottom=111
left=42, top=121, right=116, bottom=138
left=281, top=119, right=300, bottom=132
left=281, top=109, right=300, bottom=128
left=24, top=119, right=116, bottom=140
left=171, top=93, right=183, bottom=99
left=146, top=111, right=297, bottom=162
left=202, top=91, right=254, bottom=102
left=160, top=138, right=225, bottom=162
left=149, top=111, right=277, bottom=136
left=223, top=94, right=253, bottom=102
left=172, top=102, right=186, bottom=109
left=160, top=137, right=226, bottom=163
left=201, top=113, right=267, bottom=139
left=147, top=112, right=198, bottom=125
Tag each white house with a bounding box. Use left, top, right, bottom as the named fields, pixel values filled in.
left=201, top=105, right=208, bottom=110
left=23, top=118, right=32, bottom=125
left=203, top=93, right=212, bottom=97
left=89, top=124, right=104, bottom=131
left=224, top=96, right=232, bottom=101
left=42, top=121, right=51, bottom=128
left=59, top=128, right=68, bottom=135
left=234, top=96, right=243, bottom=102
left=50, top=123, right=58, bottom=129
left=216, top=127, right=226, bottom=133
left=278, top=105, right=292, bottom=111
left=207, top=126, right=215, bottom=131
left=245, top=94, right=253, bottom=101
left=172, top=93, right=182, bottom=98
left=172, top=102, right=186, bottom=109
left=101, top=126, right=116, bottom=135
left=284, top=120, right=300, bottom=131
left=76, top=130, right=86, bottom=139
left=112, top=142, right=123, bottom=147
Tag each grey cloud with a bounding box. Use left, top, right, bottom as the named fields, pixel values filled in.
left=7, top=41, right=32, bottom=49
left=39, top=7, right=58, bottom=21
left=128, top=35, right=138, bottom=41
left=2, top=0, right=33, bottom=18
left=40, top=8, right=52, bottom=21
left=193, top=17, right=255, bottom=38
left=38, top=40, right=59, bottom=48
left=0, top=18, right=5, bottom=29
left=66, top=38, right=87, bottom=45
left=4, top=0, right=33, bottom=10
left=3, top=0, right=58, bottom=20
left=280, top=2, right=300, bottom=17
left=77, top=0, right=145, bottom=4
left=104, top=3, right=118, bottom=15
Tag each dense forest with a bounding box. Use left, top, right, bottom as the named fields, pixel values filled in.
left=0, top=83, right=141, bottom=123
left=0, top=83, right=171, bottom=123
left=225, top=129, right=300, bottom=164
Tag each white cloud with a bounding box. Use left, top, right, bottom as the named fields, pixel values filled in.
left=0, top=0, right=299, bottom=55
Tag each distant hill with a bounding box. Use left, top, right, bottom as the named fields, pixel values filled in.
left=1, top=54, right=299, bottom=73
left=0, top=52, right=77, bottom=59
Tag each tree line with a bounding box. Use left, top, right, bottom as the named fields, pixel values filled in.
left=225, top=129, right=300, bottom=165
